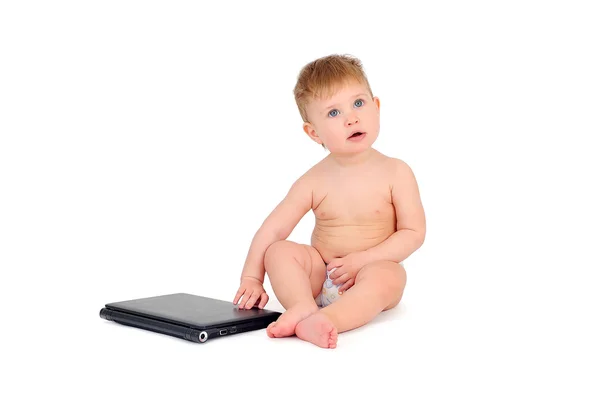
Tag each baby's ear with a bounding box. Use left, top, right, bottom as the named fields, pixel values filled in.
left=303, top=122, right=322, bottom=145
left=373, top=96, right=381, bottom=111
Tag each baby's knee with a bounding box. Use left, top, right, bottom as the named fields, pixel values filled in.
left=388, top=263, right=407, bottom=291
left=264, top=240, right=290, bottom=267
left=383, top=265, right=406, bottom=297
left=264, top=240, right=305, bottom=272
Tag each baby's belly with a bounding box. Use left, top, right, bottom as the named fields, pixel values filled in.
left=311, top=220, right=396, bottom=263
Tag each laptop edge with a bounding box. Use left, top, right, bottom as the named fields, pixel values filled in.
left=99, top=295, right=280, bottom=343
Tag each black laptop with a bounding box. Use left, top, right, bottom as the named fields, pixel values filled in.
left=99, top=293, right=281, bottom=343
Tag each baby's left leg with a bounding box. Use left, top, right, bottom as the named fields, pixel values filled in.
left=295, top=261, right=406, bottom=348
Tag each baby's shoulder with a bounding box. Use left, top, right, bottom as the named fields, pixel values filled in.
left=381, top=156, right=420, bottom=188
left=290, top=160, right=326, bottom=189
left=299, top=158, right=329, bottom=180
left=376, top=156, right=420, bottom=188
left=382, top=155, right=414, bottom=173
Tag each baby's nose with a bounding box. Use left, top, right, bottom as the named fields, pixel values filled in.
left=346, top=115, right=359, bottom=125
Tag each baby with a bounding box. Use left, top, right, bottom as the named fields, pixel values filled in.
left=233, top=54, right=426, bottom=349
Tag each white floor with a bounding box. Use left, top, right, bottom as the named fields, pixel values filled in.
left=11, top=250, right=597, bottom=399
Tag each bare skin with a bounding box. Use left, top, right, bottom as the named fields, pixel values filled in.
left=234, top=81, right=426, bottom=348
left=263, top=151, right=414, bottom=348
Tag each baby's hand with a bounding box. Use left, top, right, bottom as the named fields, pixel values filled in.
left=233, top=276, right=269, bottom=310
left=327, top=252, right=369, bottom=293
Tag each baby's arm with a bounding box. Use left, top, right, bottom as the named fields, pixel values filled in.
left=239, top=174, right=314, bottom=283
left=362, top=159, right=426, bottom=264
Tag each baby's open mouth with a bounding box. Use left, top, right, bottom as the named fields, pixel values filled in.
left=348, top=132, right=365, bottom=138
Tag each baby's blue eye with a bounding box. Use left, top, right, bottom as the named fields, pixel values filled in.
left=354, top=99, right=364, bottom=107
left=328, top=109, right=339, bottom=117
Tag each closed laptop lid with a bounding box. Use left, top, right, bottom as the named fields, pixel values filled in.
left=105, top=293, right=279, bottom=329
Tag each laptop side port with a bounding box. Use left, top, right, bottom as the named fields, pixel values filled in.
left=199, top=331, right=208, bottom=342
left=219, top=329, right=228, bottom=336
left=229, top=327, right=237, bottom=334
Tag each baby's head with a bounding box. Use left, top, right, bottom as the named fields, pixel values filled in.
left=294, top=54, right=380, bottom=154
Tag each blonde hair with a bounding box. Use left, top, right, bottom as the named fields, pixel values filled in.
left=293, top=54, right=374, bottom=123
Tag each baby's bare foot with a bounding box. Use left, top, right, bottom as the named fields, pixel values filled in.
left=267, top=303, right=318, bottom=338
left=295, top=312, right=338, bottom=349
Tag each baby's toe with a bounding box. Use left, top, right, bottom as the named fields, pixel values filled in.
left=266, top=322, right=277, bottom=338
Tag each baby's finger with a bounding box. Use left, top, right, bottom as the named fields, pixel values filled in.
left=233, top=287, right=246, bottom=305
left=327, top=261, right=342, bottom=271
left=237, top=289, right=253, bottom=309
left=333, top=273, right=350, bottom=286
left=245, top=292, right=261, bottom=309
left=258, top=293, right=269, bottom=309
left=339, top=278, right=354, bottom=293
left=329, top=266, right=344, bottom=280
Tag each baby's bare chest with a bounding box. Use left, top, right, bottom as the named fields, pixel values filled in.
left=312, top=176, right=395, bottom=223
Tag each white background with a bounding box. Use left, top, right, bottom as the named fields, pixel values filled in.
left=1, top=1, right=599, bottom=397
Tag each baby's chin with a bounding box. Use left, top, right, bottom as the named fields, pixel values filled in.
left=336, top=143, right=375, bottom=155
